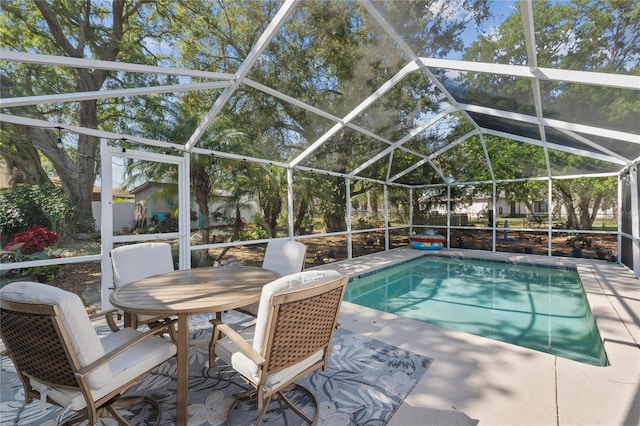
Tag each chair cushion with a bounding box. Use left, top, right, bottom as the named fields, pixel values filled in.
left=30, top=328, right=176, bottom=411
left=253, top=270, right=342, bottom=352
left=111, top=242, right=174, bottom=287
left=0, top=281, right=111, bottom=390
left=236, top=240, right=306, bottom=317
left=111, top=243, right=175, bottom=324
left=262, top=240, right=306, bottom=276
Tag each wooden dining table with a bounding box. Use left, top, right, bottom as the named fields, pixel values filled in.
left=109, top=264, right=280, bottom=426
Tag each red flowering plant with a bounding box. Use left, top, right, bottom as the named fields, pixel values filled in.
left=2, top=226, right=60, bottom=282
left=5, top=225, right=59, bottom=254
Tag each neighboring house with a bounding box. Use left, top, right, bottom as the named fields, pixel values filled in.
left=130, top=181, right=260, bottom=231
left=424, top=193, right=548, bottom=219
left=425, top=192, right=614, bottom=225
left=130, top=181, right=177, bottom=226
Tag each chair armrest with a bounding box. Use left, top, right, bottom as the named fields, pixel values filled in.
left=210, top=318, right=265, bottom=365
left=77, top=319, right=177, bottom=376
left=88, top=308, right=120, bottom=332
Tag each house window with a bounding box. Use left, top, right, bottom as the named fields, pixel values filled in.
left=533, top=201, right=547, bottom=213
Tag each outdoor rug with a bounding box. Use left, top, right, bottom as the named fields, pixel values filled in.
left=0, top=312, right=432, bottom=425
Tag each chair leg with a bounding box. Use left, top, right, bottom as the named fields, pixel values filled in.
left=254, top=395, right=274, bottom=425
left=226, top=384, right=318, bottom=425
left=107, top=395, right=161, bottom=426
left=208, top=319, right=222, bottom=368
left=226, top=389, right=259, bottom=425
left=277, top=384, right=318, bottom=425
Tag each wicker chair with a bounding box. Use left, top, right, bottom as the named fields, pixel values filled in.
left=209, top=270, right=347, bottom=425
left=0, top=281, right=177, bottom=426
left=236, top=239, right=307, bottom=317
left=110, top=242, right=175, bottom=327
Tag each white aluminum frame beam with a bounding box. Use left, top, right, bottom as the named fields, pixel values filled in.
left=0, top=49, right=234, bottom=80
left=0, top=81, right=232, bottom=108
left=184, top=0, right=299, bottom=151
left=350, top=106, right=457, bottom=177
left=520, top=0, right=553, bottom=180
left=482, top=128, right=627, bottom=166
left=419, top=57, right=640, bottom=91
left=460, top=103, right=640, bottom=146
left=362, top=0, right=495, bottom=183
left=0, top=113, right=184, bottom=151
left=289, top=61, right=419, bottom=168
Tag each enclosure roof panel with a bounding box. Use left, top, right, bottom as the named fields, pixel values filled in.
left=1, top=0, right=638, bottom=186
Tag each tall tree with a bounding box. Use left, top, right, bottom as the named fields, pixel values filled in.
left=167, top=0, right=491, bottom=233
left=462, top=0, right=635, bottom=229
left=1, top=0, right=173, bottom=231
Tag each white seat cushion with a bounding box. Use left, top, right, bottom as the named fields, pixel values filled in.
left=0, top=282, right=111, bottom=390
left=262, top=240, right=307, bottom=276
left=111, top=242, right=174, bottom=287
left=30, top=328, right=176, bottom=411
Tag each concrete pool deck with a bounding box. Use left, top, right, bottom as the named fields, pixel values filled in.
left=312, top=247, right=640, bottom=426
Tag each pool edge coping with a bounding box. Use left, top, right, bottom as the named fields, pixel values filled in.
left=311, top=246, right=639, bottom=374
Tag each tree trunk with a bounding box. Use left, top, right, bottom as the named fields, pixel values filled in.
left=0, top=134, right=49, bottom=186
left=579, top=193, right=602, bottom=230
left=30, top=1, right=124, bottom=233
left=293, top=197, right=308, bottom=235
left=367, top=191, right=379, bottom=219
left=233, top=207, right=243, bottom=239
left=324, top=210, right=346, bottom=233
left=589, top=194, right=603, bottom=229
left=322, top=176, right=347, bottom=232
left=192, top=165, right=211, bottom=267
left=557, top=183, right=579, bottom=229
left=266, top=195, right=282, bottom=238
left=412, top=192, right=421, bottom=221
left=523, top=200, right=535, bottom=222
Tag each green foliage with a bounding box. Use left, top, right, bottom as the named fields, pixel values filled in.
left=0, top=184, right=74, bottom=238
left=157, top=215, right=179, bottom=233
left=238, top=224, right=269, bottom=241
left=1, top=241, right=59, bottom=282
left=353, top=216, right=382, bottom=230
left=251, top=213, right=267, bottom=230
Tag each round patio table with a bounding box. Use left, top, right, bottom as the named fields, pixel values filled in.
left=109, top=265, right=279, bottom=426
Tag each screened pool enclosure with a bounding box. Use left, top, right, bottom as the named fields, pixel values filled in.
left=1, top=0, right=638, bottom=304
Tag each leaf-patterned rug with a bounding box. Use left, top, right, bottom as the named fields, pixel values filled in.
left=1, top=313, right=431, bottom=425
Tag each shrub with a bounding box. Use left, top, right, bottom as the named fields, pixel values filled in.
left=566, top=234, right=592, bottom=249
left=2, top=226, right=60, bottom=283
left=238, top=224, right=268, bottom=240
left=0, top=184, right=74, bottom=239
left=157, top=214, right=178, bottom=233
left=5, top=225, right=59, bottom=253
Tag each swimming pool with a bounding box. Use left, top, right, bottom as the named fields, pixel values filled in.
left=344, top=256, right=608, bottom=366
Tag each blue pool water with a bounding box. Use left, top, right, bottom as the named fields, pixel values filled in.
left=344, top=256, right=608, bottom=366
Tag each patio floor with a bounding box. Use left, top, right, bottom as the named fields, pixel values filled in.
left=312, top=247, right=640, bottom=426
